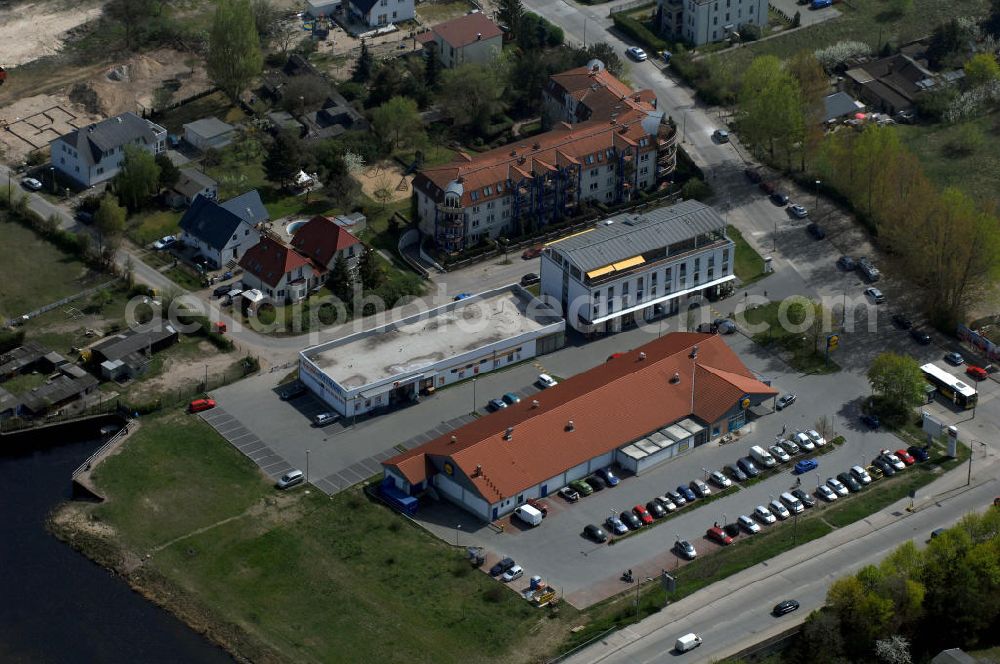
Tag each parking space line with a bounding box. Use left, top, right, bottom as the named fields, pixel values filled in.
left=248, top=448, right=274, bottom=461
left=238, top=440, right=266, bottom=453
left=261, top=459, right=290, bottom=472
left=228, top=432, right=255, bottom=444
left=372, top=450, right=394, bottom=462
left=359, top=458, right=382, bottom=475
left=348, top=462, right=373, bottom=479
left=338, top=467, right=364, bottom=483
left=256, top=454, right=284, bottom=468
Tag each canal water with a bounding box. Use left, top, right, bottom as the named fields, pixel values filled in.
left=0, top=434, right=232, bottom=663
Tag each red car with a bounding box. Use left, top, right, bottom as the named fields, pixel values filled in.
left=527, top=498, right=549, bottom=516
left=966, top=365, right=988, bottom=381
left=521, top=245, right=543, bottom=260
left=706, top=526, right=734, bottom=546
left=633, top=505, right=654, bottom=525
left=895, top=449, right=916, bottom=465
left=189, top=398, right=216, bottom=413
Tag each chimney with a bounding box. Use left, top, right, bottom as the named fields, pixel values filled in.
left=671, top=372, right=681, bottom=384
left=531, top=399, right=539, bottom=409
left=690, top=345, right=699, bottom=359
left=476, top=32, right=482, bottom=40
left=639, top=352, right=646, bottom=361
left=504, top=426, right=514, bottom=440
left=565, top=420, right=575, bottom=431
left=474, top=464, right=482, bottom=477
left=450, top=435, right=457, bottom=444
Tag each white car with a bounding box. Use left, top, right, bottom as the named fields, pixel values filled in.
left=536, top=373, right=558, bottom=389
left=789, top=204, right=808, bottom=219
left=770, top=499, right=791, bottom=520
left=816, top=484, right=838, bottom=502
left=806, top=430, right=827, bottom=447
left=851, top=465, right=873, bottom=485
left=21, top=177, right=43, bottom=191
left=793, top=432, right=815, bottom=451
left=655, top=495, right=678, bottom=512
left=152, top=235, right=177, bottom=251
left=827, top=477, right=849, bottom=497
left=754, top=505, right=777, bottom=525
left=769, top=444, right=791, bottom=463
left=880, top=451, right=905, bottom=471
left=778, top=438, right=800, bottom=455
left=709, top=470, right=732, bottom=488
left=626, top=46, right=648, bottom=61
left=738, top=514, right=761, bottom=534
left=864, top=287, right=886, bottom=304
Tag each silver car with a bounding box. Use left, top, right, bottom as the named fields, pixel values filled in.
left=738, top=514, right=761, bottom=534
left=826, top=477, right=849, bottom=496
left=769, top=444, right=791, bottom=463
left=770, top=499, right=791, bottom=520
left=778, top=438, right=800, bottom=455
left=709, top=470, right=732, bottom=488
left=655, top=495, right=678, bottom=511
left=690, top=478, right=711, bottom=497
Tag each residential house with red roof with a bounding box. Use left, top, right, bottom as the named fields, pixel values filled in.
left=415, top=13, right=503, bottom=68
left=289, top=215, right=363, bottom=271
left=543, top=60, right=658, bottom=126
left=238, top=235, right=319, bottom=304
left=382, top=332, right=777, bottom=520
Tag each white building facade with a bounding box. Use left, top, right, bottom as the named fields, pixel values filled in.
left=51, top=112, right=166, bottom=187
left=348, top=0, right=415, bottom=27
left=659, top=0, right=769, bottom=46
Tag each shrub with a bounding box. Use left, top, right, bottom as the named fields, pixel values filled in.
left=681, top=178, right=712, bottom=201
left=611, top=13, right=668, bottom=53
left=814, top=40, right=872, bottom=71
left=0, top=328, right=25, bottom=354
left=741, top=24, right=762, bottom=41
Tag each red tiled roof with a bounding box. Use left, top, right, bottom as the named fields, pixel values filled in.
left=413, top=109, right=659, bottom=207
left=238, top=235, right=310, bottom=288
left=547, top=65, right=657, bottom=122
left=384, top=333, right=777, bottom=503
left=430, top=13, right=503, bottom=49
left=290, top=215, right=361, bottom=269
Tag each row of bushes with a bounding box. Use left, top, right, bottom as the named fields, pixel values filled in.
left=0, top=194, right=112, bottom=273
left=611, top=11, right=669, bottom=53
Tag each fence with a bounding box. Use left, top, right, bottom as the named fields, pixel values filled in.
left=4, top=279, right=120, bottom=327
left=957, top=324, right=1000, bottom=363
left=72, top=423, right=129, bottom=479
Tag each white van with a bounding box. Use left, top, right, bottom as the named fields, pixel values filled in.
left=780, top=491, right=804, bottom=514
left=513, top=504, right=543, bottom=527
left=675, top=633, right=703, bottom=652
left=750, top=445, right=777, bottom=468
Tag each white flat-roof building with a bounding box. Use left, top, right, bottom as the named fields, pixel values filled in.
left=659, top=0, right=768, bottom=46
left=540, top=199, right=735, bottom=335
left=299, top=285, right=566, bottom=418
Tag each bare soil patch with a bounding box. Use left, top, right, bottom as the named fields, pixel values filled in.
left=127, top=341, right=237, bottom=401
left=353, top=160, right=413, bottom=202
left=0, top=0, right=106, bottom=67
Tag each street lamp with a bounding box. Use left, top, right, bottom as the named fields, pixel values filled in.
left=773, top=220, right=778, bottom=252
left=472, top=377, right=477, bottom=413
left=814, top=180, right=821, bottom=216
left=50, top=166, right=56, bottom=194
left=306, top=448, right=311, bottom=483
left=583, top=16, right=590, bottom=47
left=456, top=523, right=462, bottom=546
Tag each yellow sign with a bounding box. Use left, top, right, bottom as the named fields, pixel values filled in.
left=740, top=397, right=751, bottom=410
left=827, top=334, right=840, bottom=351
left=443, top=462, right=454, bottom=476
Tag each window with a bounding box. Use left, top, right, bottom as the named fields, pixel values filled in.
left=470, top=190, right=479, bottom=201
left=597, top=151, right=604, bottom=162
left=381, top=0, right=387, bottom=5
left=472, top=205, right=480, bottom=213
left=392, top=10, right=397, bottom=17
left=590, top=182, right=598, bottom=191
left=487, top=201, right=494, bottom=209
left=472, top=219, right=480, bottom=228
left=637, top=277, right=644, bottom=290
left=713, top=30, right=717, bottom=40
left=714, top=16, right=718, bottom=24
left=497, top=182, right=504, bottom=192
left=640, top=166, right=648, bottom=175
left=722, top=248, right=729, bottom=262
left=707, top=267, right=714, bottom=280
left=725, top=12, right=730, bottom=20
left=694, top=258, right=701, bottom=273
left=590, top=168, right=599, bottom=177
left=640, top=153, right=650, bottom=162
left=586, top=154, right=594, bottom=164
left=622, top=282, right=629, bottom=295
left=484, top=186, right=492, bottom=196
left=607, top=177, right=614, bottom=186
left=605, top=191, right=613, bottom=200
left=608, top=286, right=614, bottom=299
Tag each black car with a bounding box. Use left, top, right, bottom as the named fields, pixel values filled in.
left=807, top=222, right=826, bottom=239
left=891, top=313, right=913, bottom=329
left=646, top=500, right=667, bottom=518
left=773, top=599, right=800, bottom=616
left=837, top=255, right=855, bottom=271
left=745, top=167, right=763, bottom=183
left=907, top=445, right=930, bottom=462
left=212, top=283, right=233, bottom=298
left=280, top=383, right=307, bottom=400
left=520, top=272, right=540, bottom=286
left=837, top=472, right=863, bottom=492
left=585, top=475, right=606, bottom=492
left=723, top=522, right=741, bottom=538
left=873, top=457, right=896, bottom=477
left=910, top=328, right=931, bottom=345
left=791, top=488, right=816, bottom=508
left=583, top=524, right=608, bottom=543
left=727, top=464, right=748, bottom=482
left=487, top=398, right=508, bottom=412
left=74, top=210, right=94, bottom=225
left=673, top=539, right=697, bottom=560
left=620, top=511, right=643, bottom=530
left=490, top=556, right=516, bottom=577
left=861, top=413, right=880, bottom=430
left=770, top=191, right=789, bottom=206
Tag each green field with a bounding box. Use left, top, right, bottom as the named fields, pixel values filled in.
left=727, top=224, right=767, bottom=285
left=0, top=218, right=107, bottom=319
left=742, top=300, right=840, bottom=373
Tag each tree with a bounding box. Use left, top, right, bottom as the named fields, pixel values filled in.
left=371, top=96, right=424, bottom=151
left=94, top=193, right=126, bottom=259
left=154, top=153, right=181, bottom=191
left=114, top=145, right=161, bottom=212
left=867, top=352, right=925, bottom=418
left=424, top=42, right=442, bottom=89
left=497, top=0, right=524, bottom=38
left=263, top=129, right=304, bottom=189
left=250, top=0, right=278, bottom=44
left=964, top=53, right=1000, bottom=87
left=358, top=247, right=382, bottom=289
left=788, top=51, right=828, bottom=170
left=738, top=56, right=805, bottom=166
left=581, top=43, right=624, bottom=77
left=889, top=0, right=913, bottom=15
left=439, top=64, right=506, bottom=135
left=105, top=0, right=162, bottom=51
left=280, top=75, right=332, bottom=115
left=352, top=39, right=374, bottom=83
left=207, top=0, right=263, bottom=103
left=328, top=253, right=353, bottom=305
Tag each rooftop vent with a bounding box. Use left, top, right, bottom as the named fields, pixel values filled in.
left=476, top=32, right=482, bottom=40
left=671, top=372, right=681, bottom=384
left=532, top=142, right=541, bottom=150
left=690, top=345, right=699, bottom=358
left=639, top=352, right=646, bottom=361
left=565, top=420, right=575, bottom=431
left=531, top=399, right=539, bottom=409
left=450, top=435, right=457, bottom=444
left=473, top=464, right=482, bottom=477
left=510, top=149, right=517, bottom=156
left=504, top=426, right=514, bottom=440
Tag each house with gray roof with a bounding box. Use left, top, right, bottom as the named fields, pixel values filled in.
left=50, top=111, right=167, bottom=187
left=167, top=168, right=219, bottom=208
left=178, top=190, right=267, bottom=268
left=539, top=199, right=735, bottom=335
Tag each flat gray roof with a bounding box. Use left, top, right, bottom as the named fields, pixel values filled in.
left=549, top=200, right=727, bottom=272
left=304, top=287, right=561, bottom=390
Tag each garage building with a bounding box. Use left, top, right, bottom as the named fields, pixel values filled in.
left=382, top=332, right=777, bottom=521
left=299, top=284, right=565, bottom=418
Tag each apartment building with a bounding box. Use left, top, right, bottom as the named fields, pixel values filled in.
left=50, top=112, right=166, bottom=187
left=659, top=0, right=769, bottom=46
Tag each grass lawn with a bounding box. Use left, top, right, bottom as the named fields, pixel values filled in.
left=743, top=301, right=840, bottom=374
left=397, top=143, right=457, bottom=169
left=152, top=91, right=246, bottom=135
left=83, top=411, right=551, bottom=663
left=416, top=0, right=475, bottom=23
left=16, top=284, right=130, bottom=354
left=727, top=224, right=767, bottom=285
left=128, top=209, right=183, bottom=246
left=0, top=218, right=107, bottom=319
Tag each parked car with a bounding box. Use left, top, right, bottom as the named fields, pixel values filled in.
left=279, top=383, right=306, bottom=400
left=620, top=511, right=643, bottom=530
left=606, top=515, right=628, bottom=535
left=891, top=313, right=913, bottom=329
left=633, top=504, right=654, bottom=525
left=727, top=464, right=749, bottom=482
left=738, top=514, right=761, bottom=534
left=793, top=431, right=816, bottom=452
left=966, top=365, right=988, bottom=381
left=744, top=167, right=763, bottom=183
left=910, top=328, right=932, bottom=345
left=667, top=489, right=687, bottom=506
left=837, top=472, right=863, bottom=492
left=770, top=191, right=789, bottom=206
left=754, top=505, right=777, bottom=524
left=816, top=484, right=837, bottom=502
left=851, top=465, right=873, bottom=484
left=867, top=464, right=884, bottom=480
left=569, top=479, right=593, bottom=497
left=453, top=293, right=472, bottom=301
left=837, top=255, right=856, bottom=271
left=713, top=129, right=730, bottom=143
left=673, top=539, right=697, bottom=560
left=895, top=448, right=916, bottom=465
left=792, top=488, right=816, bottom=508
left=490, top=556, right=516, bottom=576
left=857, top=256, right=881, bottom=282
left=655, top=495, right=678, bottom=512
left=776, top=393, right=797, bottom=410
left=907, top=445, right=930, bottom=462
left=807, top=222, right=826, bottom=239
left=501, top=565, right=524, bottom=582
left=521, top=245, right=543, bottom=260
left=714, top=318, right=736, bottom=334
left=689, top=479, right=711, bottom=497
left=879, top=450, right=906, bottom=471
left=536, top=373, right=558, bottom=388
left=861, top=413, right=881, bottom=429
left=773, top=600, right=801, bottom=616
left=677, top=485, right=697, bottom=502
left=646, top=500, right=666, bottom=518
left=805, top=430, right=827, bottom=447
left=585, top=475, right=606, bottom=492
left=526, top=498, right=549, bottom=516
left=559, top=486, right=580, bottom=502
left=276, top=469, right=304, bottom=489
left=759, top=180, right=775, bottom=195
left=710, top=470, right=732, bottom=488
left=189, top=398, right=216, bottom=413
left=769, top=444, right=791, bottom=463
left=789, top=204, right=808, bottom=218
left=313, top=412, right=338, bottom=427
left=827, top=477, right=849, bottom=496
left=583, top=524, right=608, bottom=542
left=794, top=458, right=818, bottom=474
left=502, top=392, right=521, bottom=405
left=864, top=287, right=885, bottom=304
left=706, top=526, right=734, bottom=545
left=873, top=457, right=896, bottom=477
left=20, top=177, right=42, bottom=191
left=781, top=492, right=805, bottom=514
left=212, top=283, right=233, bottom=298
left=626, top=46, right=648, bottom=61
left=152, top=235, right=177, bottom=251
left=779, top=438, right=800, bottom=455
left=738, top=457, right=760, bottom=478
left=520, top=272, right=540, bottom=286
left=770, top=499, right=791, bottom=520
left=488, top=398, right=508, bottom=412
left=596, top=467, right=620, bottom=487
left=944, top=352, right=964, bottom=366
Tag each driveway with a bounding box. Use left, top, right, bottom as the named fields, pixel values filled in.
left=768, top=0, right=841, bottom=26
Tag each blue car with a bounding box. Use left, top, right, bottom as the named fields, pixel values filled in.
left=794, top=458, right=818, bottom=474
left=677, top=485, right=697, bottom=502
left=907, top=445, right=930, bottom=462
left=453, top=293, right=472, bottom=301
left=596, top=467, right=620, bottom=487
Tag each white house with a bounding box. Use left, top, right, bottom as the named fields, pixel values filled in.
left=239, top=235, right=320, bottom=303
left=659, top=0, right=768, bottom=46
left=539, top=200, right=736, bottom=335
left=178, top=190, right=267, bottom=268
left=50, top=112, right=166, bottom=187
left=347, top=0, right=414, bottom=27
left=182, top=117, right=236, bottom=151
left=415, top=13, right=503, bottom=68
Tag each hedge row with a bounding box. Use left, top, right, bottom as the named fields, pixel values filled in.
left=611, top=13, right=668, bottom=53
